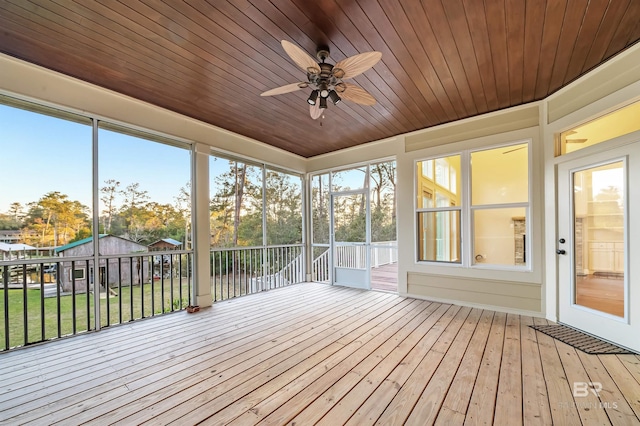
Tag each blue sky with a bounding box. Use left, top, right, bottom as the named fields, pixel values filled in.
left=1, top=105, right=190, bottom=214
left=1, top=102, right=354, bottom=217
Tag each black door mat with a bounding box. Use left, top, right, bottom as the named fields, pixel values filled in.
left=529, top=324, right=636, bottom=355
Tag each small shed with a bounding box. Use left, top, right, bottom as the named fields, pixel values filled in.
left=54, top=235, right=149, bottom=292
left=148, top=238, right=182, bottom=251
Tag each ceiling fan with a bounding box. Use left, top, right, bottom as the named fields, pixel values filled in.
left=261, top=40, right=382, bottom=119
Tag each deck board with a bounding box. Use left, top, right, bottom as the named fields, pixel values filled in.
left=0, top=282, right=638, bottom=425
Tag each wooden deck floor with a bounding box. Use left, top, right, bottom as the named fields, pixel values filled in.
left=370, top=262, right=398, bottom=292
left=1, top=283, right=639, bottom=425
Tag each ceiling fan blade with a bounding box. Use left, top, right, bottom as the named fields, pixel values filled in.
left=340, top=83, right=376, bottom=106
left=566, top=138, right=588, bottom=143
left=333, top=51, right=382, bottom=79
left=281, top=40, right=320, bottom=74
left=502, top=146, right=526, bottom=154
left=310, top=102, right=323, bottom=120
left=260, top=82, right=306, bottom=97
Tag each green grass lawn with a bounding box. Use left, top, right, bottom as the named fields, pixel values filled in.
left=0, top=278, right=191, bottom=350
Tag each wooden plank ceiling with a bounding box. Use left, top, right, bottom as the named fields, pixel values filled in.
left=1, top=1, right=639, bottom=157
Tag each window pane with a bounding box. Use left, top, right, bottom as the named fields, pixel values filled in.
left=416, top=155, right=461, bottom=209
left=0, top=102, right=92, bottom=253
left=331, top=166, right=367, bottom=191
left=471, top=143, right=528, bottom=205
left=312, top=174, right=330, bottom=244
left=417, top=211, right=461, bottom=263
left=209, top=157, right=263, bottom=247
left=558, top=101, right=640, bottom=156
left=265, top=169, right=302, bottom=245
left=370, top=161, right=397, bottom=242
left=421, top=160, right=433, bottom=179
left=98, top=127, right=191, bottom=253
left=435, top=158, right=449, bottom=188
left=473, top=207, right=527, bottom=266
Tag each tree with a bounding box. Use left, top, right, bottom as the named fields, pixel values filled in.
left=264, top=171, right=302, bottom=245
left=370, top=162, right=397, bottom=242
left=0, top=202, right=23, bottom=230
left=8, top=202, right=23, bottom=222
left=210, top=161, right=261, bottom=247
left=22, top=192, right=90, bottom=247
left=311, top=176, right=330, bottom=244
left=120, top=183, right=150, bottom=241
left=100, top=179, right=120, bottom=233
left=174, top=182, right=191, bottom=249
left=233, top=163, right=246, bottom=246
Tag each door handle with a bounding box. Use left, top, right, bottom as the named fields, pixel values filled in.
left=556, top=249, right=566, bottom=255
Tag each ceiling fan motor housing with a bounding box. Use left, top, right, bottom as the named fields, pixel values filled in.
left=308, top=62, right=341, bottom=100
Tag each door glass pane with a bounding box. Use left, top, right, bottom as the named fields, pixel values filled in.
left=573, top=161, right=625, bottom=317
left=333, top=193, right=366, bottom=243
left=333, top=193, right=367, bottom=283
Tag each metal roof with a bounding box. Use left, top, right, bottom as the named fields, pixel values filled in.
left=150, top=238, right=182, bottom=247
left=0, top=242, right=37, bottom=252
left=54, top=234, right=108, bottom=253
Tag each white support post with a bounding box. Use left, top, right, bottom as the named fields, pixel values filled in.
left=192, top=143, right=212, bottom=307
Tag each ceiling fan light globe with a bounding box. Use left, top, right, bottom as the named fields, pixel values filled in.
left=319, top=97, right=328, bottom=109
left=318, top=82, right=329, bottom=98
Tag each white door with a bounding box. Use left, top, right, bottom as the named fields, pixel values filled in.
left=331, top=192, right=370, bottom=289
left=557, top=142, right=640, bottom=352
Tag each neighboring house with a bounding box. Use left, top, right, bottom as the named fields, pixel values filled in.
left=0, top=229, right=38, bottom=245
left=0, top=230, right=21, bottom=244
left=54, top=235, right=149, bottom=292
left=148, top=238, right=182, bottom=251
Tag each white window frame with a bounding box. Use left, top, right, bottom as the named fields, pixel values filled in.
left=415, top=153, right=463, bottom=264
left=415, top=140, right=532, bottom=270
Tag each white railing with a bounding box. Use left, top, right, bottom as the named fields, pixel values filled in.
left=210, top=244, right=304, bottom=301
left=312, top=247, right=330, bottom=283
left=335, top=245, right=367, bottom=269
left=311, top=241, right=398, bottom=283
left=371, top=241, right=398, bottom=267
